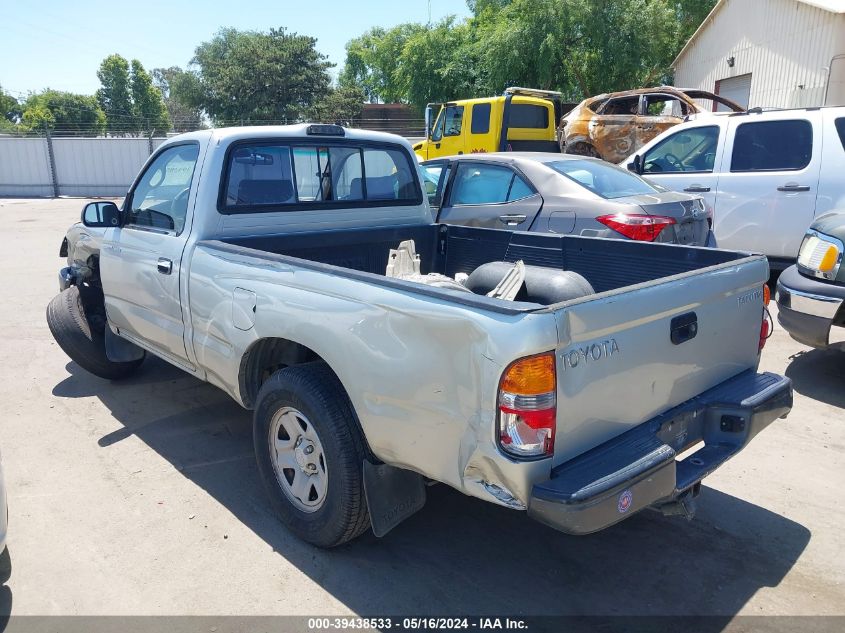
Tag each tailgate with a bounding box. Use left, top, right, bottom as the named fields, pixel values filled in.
left=551, top=255, right=768, bottom=466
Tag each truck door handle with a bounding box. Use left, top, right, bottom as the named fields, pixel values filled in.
left=683, top=185, right=711, bottom=193
left=435, top=143, right=441, bottom=149
left=157, top=258, right=173, bottom=275
left=499, top=214, right=527, bottom=225
left=777, top=183, right=810, bottom=192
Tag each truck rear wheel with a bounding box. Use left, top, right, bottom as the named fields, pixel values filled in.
left=253, top=362, right=370, bottom=547
left=46, top=286, right=144, bottom=380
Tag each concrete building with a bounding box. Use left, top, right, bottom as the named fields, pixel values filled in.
left=673, top=0, right=845, bottom=110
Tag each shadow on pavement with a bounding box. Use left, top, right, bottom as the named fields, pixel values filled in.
left=785, top=348, right=845, bottom=409
left=52, top=358, right=811, bottom=618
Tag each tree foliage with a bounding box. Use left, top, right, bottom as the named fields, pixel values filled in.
left=152, top=66, right=205, bottom=133
left=96, top=54, right=134, bottom=133
left=130, top=60, right=170, bottom=134
left=96, top=54, right=170, bottom=134
left=21, top=90, right=106, bottom=135
left=189, top=27, right=333, bottom=125
left=0, top=84, right=22, bottom=125
left=339, top=24, right=425, bottom=103
left=339, top=0, right=718, bottom=109
left=309, top=85, right=366, bottom=124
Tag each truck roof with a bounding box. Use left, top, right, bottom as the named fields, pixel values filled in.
left=161, top=124, right=415, bottom=149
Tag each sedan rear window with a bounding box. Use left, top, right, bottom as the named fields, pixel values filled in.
left=547, top=159, right=658, bottom=199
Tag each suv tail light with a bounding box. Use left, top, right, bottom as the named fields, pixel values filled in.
left=597, top=213, right=676, bottom=242
left=498, top=353, right=556, bottom=459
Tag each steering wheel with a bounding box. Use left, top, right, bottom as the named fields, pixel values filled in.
left=171, top=187, right=191, bottom=213
left=663, top=153, right=682, bottom=170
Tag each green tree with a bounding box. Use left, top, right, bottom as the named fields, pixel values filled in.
left=398, top=18, right=485, bottom=110
left=130, top=60, right=170, bottom=134
left=0, top=84, right=22, bottom=124
left=21, top=90, right=106, bottom=135
left=190, top=27, right=333, bottom=125
left=96, top=54, right=134, bottom=133
left=152, top=66, right=204, bottom=132
left=340, top=0, right=718, bottom=109
left=309, top=85, right=365, bottom=123
left=339, top=24, right=425, bottom=103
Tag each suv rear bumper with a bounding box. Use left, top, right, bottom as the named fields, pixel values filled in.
left=528, top=370, right=792, bottom=535
left=776, top=265, right=845, bottom=350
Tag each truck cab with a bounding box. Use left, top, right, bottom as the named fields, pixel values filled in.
left=413, top=87, right=562, bottom=161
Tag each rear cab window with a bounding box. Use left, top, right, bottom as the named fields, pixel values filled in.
left=509, top=103, right=549, bottom=129
left=730, top=119, right=813, bottom=171
left=220, top=140, right=421, bottom=213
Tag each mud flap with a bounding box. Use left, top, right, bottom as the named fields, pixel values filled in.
left=363, top=461, right=426, bottom=537
left=105, top=328, right=145, bottom=362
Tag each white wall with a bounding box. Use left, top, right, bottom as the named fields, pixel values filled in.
left=0, top=137, right=167, bottom=198
left=674, top=0, right=845, bottom=109
left=0, top=138, right=54, bottom=197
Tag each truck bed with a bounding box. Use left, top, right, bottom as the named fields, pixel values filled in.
left=216, top=223, right=749, bottom=311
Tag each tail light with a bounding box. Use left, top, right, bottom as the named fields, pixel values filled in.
left=759, top=285, right=772, bottom=352
left=498, top=353, right=556, bottom=459
left=596, top=213, right=676, bottom=242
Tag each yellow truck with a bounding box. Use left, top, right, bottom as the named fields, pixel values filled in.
left=413, top=87, right=564, bottom=160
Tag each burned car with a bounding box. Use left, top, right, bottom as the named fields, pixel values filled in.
left=559, top=86, right=743, bottom=163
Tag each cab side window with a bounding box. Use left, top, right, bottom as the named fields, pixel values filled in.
left=730, top=120, right=813, bottom=171
left=643, top=126, right=720, bottom=173
left=126, top=144, right=200, bottom=234
left=471, top=103, right=491, bottom=134
left=443, top=106, right=465, bottom=137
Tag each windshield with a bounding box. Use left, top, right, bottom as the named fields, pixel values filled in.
left=546, top=159, right=658, bottom=199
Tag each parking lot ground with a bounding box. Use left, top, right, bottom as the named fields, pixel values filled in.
left=0, top=197, right=843, bottom=617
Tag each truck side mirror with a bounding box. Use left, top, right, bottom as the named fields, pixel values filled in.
left=424, top=105, right=433, bottom=139
left=82, top=201, right=122, bottom=228
left=628, top=155, right=643, bottom=174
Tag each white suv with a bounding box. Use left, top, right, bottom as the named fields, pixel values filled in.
left=624, top=107, right=845, bottom=271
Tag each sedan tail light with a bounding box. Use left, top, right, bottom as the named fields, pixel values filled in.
left=597, top=213, right=677, bottom=242
left=498, top=353, right=556, bottom=459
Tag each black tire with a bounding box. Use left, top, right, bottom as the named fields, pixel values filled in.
left=253, top=362, right=370, bottom=547
left=46, top=286, right=144, bottom=380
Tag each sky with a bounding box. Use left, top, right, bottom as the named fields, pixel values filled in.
left=0, top=0, right=471, bottom=100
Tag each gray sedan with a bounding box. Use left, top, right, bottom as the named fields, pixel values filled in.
left=421, top=153, right=714, bottom=246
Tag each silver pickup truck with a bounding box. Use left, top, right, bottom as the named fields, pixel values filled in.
left=48, top=124, right=792, bottom=548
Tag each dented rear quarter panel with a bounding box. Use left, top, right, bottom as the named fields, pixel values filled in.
left=188, top=242, right=560, bottom=506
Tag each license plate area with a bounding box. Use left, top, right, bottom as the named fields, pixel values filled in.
left=654, top=408, right=705, bottom=454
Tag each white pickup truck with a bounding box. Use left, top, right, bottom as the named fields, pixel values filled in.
left=48, top=124, right=792, bottom=547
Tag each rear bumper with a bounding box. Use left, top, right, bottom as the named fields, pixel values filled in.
left=528, top=370, right=792, bottom=535
left=776, top=265, right=845, bottom=350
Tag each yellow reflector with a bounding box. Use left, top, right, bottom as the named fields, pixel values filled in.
left=819, top=245, right=839, bottom=272
left=763, top=285, right=771, bottom=306
left=501, top=354, right=556, bottom=395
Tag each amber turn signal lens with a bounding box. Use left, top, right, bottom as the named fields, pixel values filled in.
left=819, top=245, right=839, bottom=272
left=501, top=354, right=556, bottom=395
left=763, top=285, right=771, bottom=306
